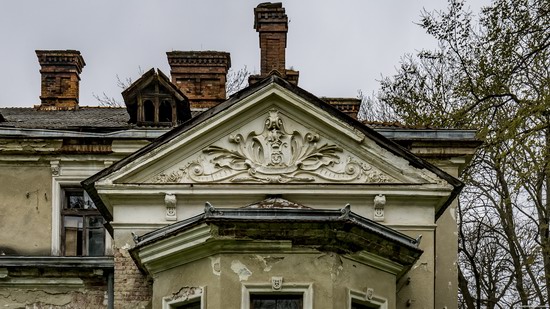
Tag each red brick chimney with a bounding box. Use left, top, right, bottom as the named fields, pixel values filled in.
left=249, top=3, right=299, bottom=85
left=36, top=50, right=85, bottom=110
left=166, top=51, right=231, bottom=110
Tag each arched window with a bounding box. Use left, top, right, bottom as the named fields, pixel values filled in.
left=159, top=100, right=173, bottom=123
left=144, top=100, right=155, bottom=122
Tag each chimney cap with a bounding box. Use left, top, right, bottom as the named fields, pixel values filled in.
left=36, top=50, right=86, bottom=74
left=254, top=2, right=288, bottom=31
left=166, top=51, right=231, bottom=70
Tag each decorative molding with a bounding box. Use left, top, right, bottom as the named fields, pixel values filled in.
left=165, top=193, right=177, bottom=221
left=366, top=288, right=374, bottom=300
left=152, top=109, right=397, bottom=184
left=271, top=276, right=283, bottom=290
left=50, top=160, right=60, bottom=176
left=0, top=277, right=84, bottom=288
left=347, top=251, right=404, bottom=276
left=348, top=288, right=388, bottom=309
left=162, top=286, right=205, bottom=309
left=242, top=282, right=313, bottom=309
left=373, top=194, right=386, bottom=222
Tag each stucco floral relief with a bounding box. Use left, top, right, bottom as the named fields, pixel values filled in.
left=152, top=109, right=397, bottom=184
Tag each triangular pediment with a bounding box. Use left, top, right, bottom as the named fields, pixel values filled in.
left=137, top=108, right=427, bottom=184
left=96, top=77, right=451, bottom=188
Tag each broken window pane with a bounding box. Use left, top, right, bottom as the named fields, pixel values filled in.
left=66, top=190, right=96, bottom=210
left=63, top=216, right=83, bottom=256
left=62, top=188, right=105, bottom=256
left=87, top=216, right=105, bottom=256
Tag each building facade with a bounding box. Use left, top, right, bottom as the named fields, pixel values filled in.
left=0, top=3, right=479, bottom=308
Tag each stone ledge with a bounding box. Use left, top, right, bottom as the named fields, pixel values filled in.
left=0, top=256, right=114, bottom=269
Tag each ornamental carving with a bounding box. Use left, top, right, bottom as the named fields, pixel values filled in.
left=152, top=109, right=397, bottom=184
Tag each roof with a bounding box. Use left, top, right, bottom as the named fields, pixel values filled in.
left=82, top=74, right=464, bottom=222
left=0, top=107, right=130, bottom=131
left=121, top=68, right=187, bottom=104
left=0, top=106, right=204, bottom=133
left=129, top=201, right=423, bottom=276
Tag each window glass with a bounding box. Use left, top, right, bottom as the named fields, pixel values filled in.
left=144, top=100, right=155, bottom=122
left=172, top=301, right=200, bottom=309
left=351, top=301, right=379, bottom=309
left=62, top=188, right=105, bottom=256
left=159, top=100, right=173, bottom=122
left=251, top=294, right=303, bottom=309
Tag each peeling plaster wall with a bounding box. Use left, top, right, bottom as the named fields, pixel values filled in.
left=396, top=229, right=435, bottom=308
left=433, top=163, right=460, bottom=309
left=0, top=268, right=109, bottom=308
left=151, top=253, right=396, bottom=309
left=0, top=165, right=52, bottom=255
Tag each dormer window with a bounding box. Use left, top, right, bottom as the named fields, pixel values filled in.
left=143, top=100, right=155, bottom=123
left=122, top=68, right=191, bottom=127
left=159, top=100, right=173, bottom=123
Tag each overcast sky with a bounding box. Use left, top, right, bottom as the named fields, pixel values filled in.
left=0, top=1, right=488, bottom=108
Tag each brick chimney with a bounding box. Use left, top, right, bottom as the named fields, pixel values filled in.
left=166, top=51, right=231, bottom=110
left=321, top=98, right=362, bottom=119
left=36, top=50, right=85, bottom=110
left=249, top=2, right=299, bottom=85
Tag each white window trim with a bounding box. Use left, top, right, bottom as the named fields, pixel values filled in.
left=348, top=288, right=388, bottom=309
left=51, top=176, right=112, bottom=256
left=162, top=286, right=205, bottom=309
left=241, top=282, right=313, bottom=309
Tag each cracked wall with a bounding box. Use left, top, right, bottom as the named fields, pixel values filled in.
left=151, top=252, right=396, bottom=309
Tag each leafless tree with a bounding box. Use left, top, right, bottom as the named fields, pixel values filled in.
left=226, top=66, right=250, bottom=97
left=93, top=67, right=144, bottom=107
left=94, top=66, right=250, bottom=107
left=365, top=0, right=550, bottom=306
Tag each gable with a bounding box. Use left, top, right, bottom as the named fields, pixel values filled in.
left=137, top=107, right=432, bottom=185
left=83, top=76, right=461, bottom=221
left=99, top=80, right=450, bottom=187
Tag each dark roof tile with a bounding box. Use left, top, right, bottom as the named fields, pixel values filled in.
left=0, top=107, right=130, bottom=131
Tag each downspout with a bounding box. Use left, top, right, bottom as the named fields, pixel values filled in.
left=108, top=270, right=114, bottom=309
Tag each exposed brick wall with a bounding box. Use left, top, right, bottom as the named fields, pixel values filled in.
left=321, top=97, right=362, bottom=119
left=114, top=247, right=152, bottom=308
left=36, top=50, right=85, bottom=110
left=167, top=51, right=231, bottom=110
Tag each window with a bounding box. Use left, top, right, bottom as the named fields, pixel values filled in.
left=242, top=282, right=312, bottom=309
left=348, top=289, right=386, bottom=309
left=159, top=100, right=173, bottom=123
left=172, top=301, right=200, bottom=309
left=251, top=294, right=303, bottom=309
left=61, top=188, right=105, bottom=256
left=351, top=301, right=379, bottom=309
left=162, top=287, right=204, bottom=309
left=144, top=100, right=155, bottom=122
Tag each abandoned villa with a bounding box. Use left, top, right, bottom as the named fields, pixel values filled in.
left=0, top=3, right=480, bottom=309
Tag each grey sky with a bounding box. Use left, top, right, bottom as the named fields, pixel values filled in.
left=0, top=1, right=488, bottom=108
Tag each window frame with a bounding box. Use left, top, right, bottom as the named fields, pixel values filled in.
left=162, top=286, right=205, bottom=309
left=241, top=282, right=313, bottom=309
left=348, top=288, right=387, bottom=309
left=51, top=175, right=112, bottom=256
left=60, top=187, right=105, bottom=256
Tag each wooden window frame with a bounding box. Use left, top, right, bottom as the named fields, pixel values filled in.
left=60, top=187, right=106, bottom=257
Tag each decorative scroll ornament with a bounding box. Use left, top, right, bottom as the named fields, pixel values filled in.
left=153, top=109, right=397, bottom=184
